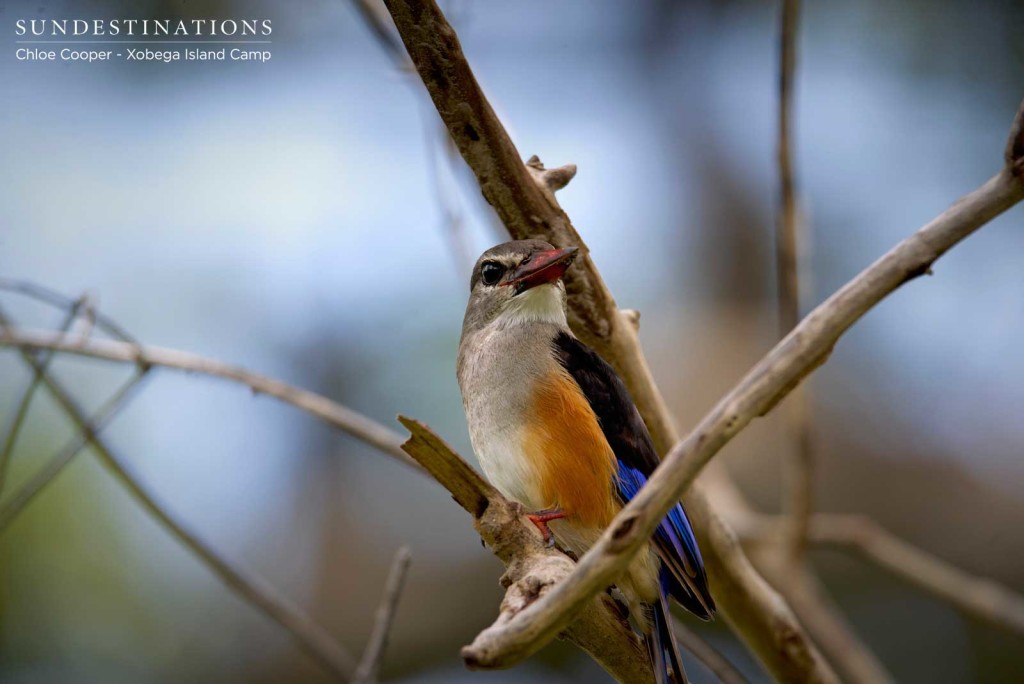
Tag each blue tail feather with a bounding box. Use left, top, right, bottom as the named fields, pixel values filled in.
left=651, top=568, right=688, bottom=684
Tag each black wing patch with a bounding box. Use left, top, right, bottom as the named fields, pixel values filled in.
left=552, top=331, right=715, bottom=619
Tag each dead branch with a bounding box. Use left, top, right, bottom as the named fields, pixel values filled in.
left=454, top=97, right=1024, bottom=671
left=9, top=288, right=1024, bottom=677
left=753, top=556, right=894, bottom=684
left=0, top=313, right=358, bottom=681
left=0, top=369, right=150, bottom=533
left=348, top=0, right=473, bottom=272
left=775, top=0, right=815, bottom=565
left=671, top=619, right=748, bottom=684
left=0, top=316, right=730, bottom=681
left=0, top=278, right=139, bottom=343
left=380, top=0, right=837, bottom=680
left=0, top=326, right=419, bottom=472
left=398, top=417, right=654, bottom=683
left=771, top=4, right=890, bottom=681
left=742, top=514, right=1024, bottom=636
left=353, top=546, right=414, bottom=684
left=0, top=296, right=86, bottom=495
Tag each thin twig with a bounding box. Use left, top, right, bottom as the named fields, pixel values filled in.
left=422, top=106, right=473, bottom=273
left=742, top=514, right=1024, bottom=636
left=349, top=0, right=408, bottom=66
left=671, top=620, right=748, bottom=684
left=776, top=0, right=802, bottom=339
left=0, top=297, right=85, bottom=495
left=755, top=558, right=894, bottom=684
left=0, top=278, right=138, bottom=343
left=0, top=327, right=419, bottom=473
left=0, top=314, right=358, bottom=680
left=353, top=546, right=413, bottom=684
left=454, top=101, right=1024, bottom=667
left=0, top=369, right=151, bottom=532
left=349, top=0, right=472, bottom=273
left=776, top=0, right=815, bottom=565
left=770, top=4, right=883, bottom=680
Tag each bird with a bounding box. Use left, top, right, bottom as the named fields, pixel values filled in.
left=457, top=239, right=715, bottom=684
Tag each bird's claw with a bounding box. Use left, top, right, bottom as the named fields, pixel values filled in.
left=526, top=508, right=566, bottom=548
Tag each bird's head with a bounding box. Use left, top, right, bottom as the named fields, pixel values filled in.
left=461, top=239, right=579, bottom=335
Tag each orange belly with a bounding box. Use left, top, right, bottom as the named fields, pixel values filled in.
left=522, top=368, right=619, bottom=529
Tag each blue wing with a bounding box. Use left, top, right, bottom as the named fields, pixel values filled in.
left=553, top=332, right=715, bottom=620
left=617, top=460, right=712, bottom=619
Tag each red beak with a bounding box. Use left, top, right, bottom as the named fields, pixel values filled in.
left=503, top=246, right=579, bottom=292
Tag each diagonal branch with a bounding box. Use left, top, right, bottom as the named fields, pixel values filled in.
left=0, top=278, right=139, bottom=343
left=348, top=0, right=473, bottom=273
left=0, top=316, right=359, bottom=681
left=398, top=417, right=655, bottom=684
left=755, top=558, right=893, bottom=684
left=0, top=320, right=739, bottom=680
left=0, top=327, right=419, bottom=472
left=0, top=369, right=150, bottom=532
left=353, top=545, right=414, bottom=684
left=455, top=99, right=1024, bottom=670
left=742, top=513, right=1024, bottom=636
left=0, top=296, right=86, bottom=495
left=381, top=0, right=839, bottom=679
left=670, top=620, right=748, bottom=684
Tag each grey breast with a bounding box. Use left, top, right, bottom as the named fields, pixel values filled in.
left=456, top=321, right=563, bottom=502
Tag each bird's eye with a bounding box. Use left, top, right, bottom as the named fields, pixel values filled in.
left=480, top=261, right=505, bottom=286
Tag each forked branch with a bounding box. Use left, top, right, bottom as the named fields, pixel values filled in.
left=398, top=417, right=655, bottom=683
left=742, top=514, right=1024, bottom=636
left=353, top=546, right=414, bottom=684
left=381, top=0, right=837, bottom=679
left=455, top=99, right=1024, bottom=670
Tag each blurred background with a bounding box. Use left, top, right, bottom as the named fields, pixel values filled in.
left=2, top=0, right=1023, bottom=682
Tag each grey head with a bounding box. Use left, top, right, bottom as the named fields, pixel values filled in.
left=459, top=239, right=579, bottom=340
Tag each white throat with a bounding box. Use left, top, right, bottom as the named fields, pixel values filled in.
left=495, top=283, right=568, bottom=329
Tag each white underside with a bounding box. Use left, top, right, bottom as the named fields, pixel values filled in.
left=473, top=424, right=546, bottom=512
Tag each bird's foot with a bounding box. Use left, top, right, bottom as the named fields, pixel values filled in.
left=526, top=508, right=566, bottom=548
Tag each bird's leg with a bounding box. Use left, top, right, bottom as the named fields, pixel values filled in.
left=526, top=507, right=566, bottom=547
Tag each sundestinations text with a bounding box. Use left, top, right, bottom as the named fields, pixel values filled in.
left=15, top=18, right=272, bottom=37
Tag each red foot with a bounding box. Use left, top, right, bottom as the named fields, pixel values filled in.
left=527, top=508, right=567, bottom=547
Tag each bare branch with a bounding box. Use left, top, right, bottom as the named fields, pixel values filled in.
left=671, top=619, right=748, bottom=684
left=381, top=0, right=841, bottom=679
left=0, top=369, right=150, bottom=533
left=450, top=96, right=1024, bottom=667
left=353, top=546, right=414, bottom=684
left=349, top=0, right=474, bottom=273
left=0, top=327, right=420, bottom=473
left=769, top=5, right=887, bottom=679
left=775, top=0, right=816, bottom=566
left=0, top=278, right=139, bottom=344
left=753, top=556, right=894, bottom=684
left=776, top=0, right=802, bottom=339
left=0, top=317, right=358, bottom=681
left=744, top=514, right=1024, bottom=636
left=349, top=0, right=408, bottom=67
left=398, top=417, right=654, bottom=684
left=0, top=296, right=86, bottom=495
